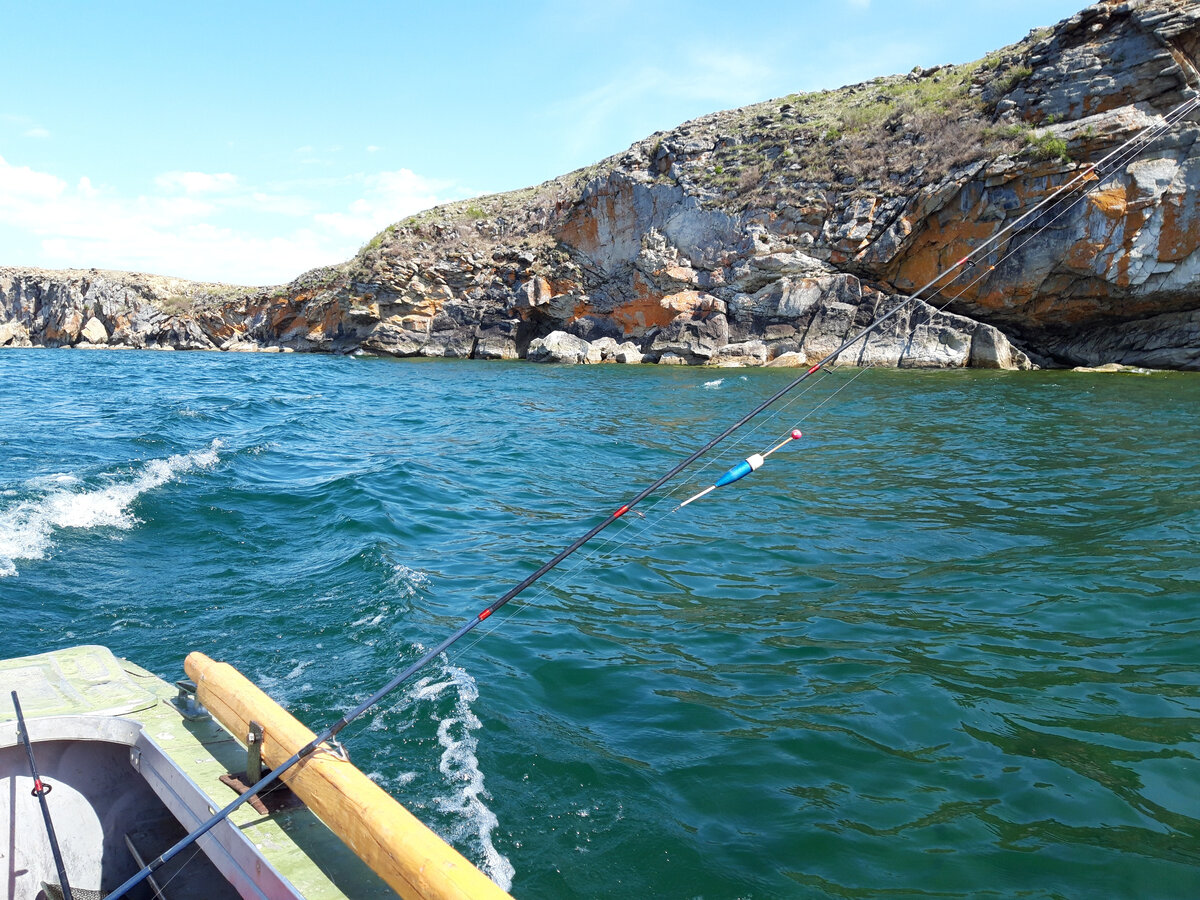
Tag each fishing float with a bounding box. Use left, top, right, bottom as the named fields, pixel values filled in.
left=678, top=430, right=803, bottom=508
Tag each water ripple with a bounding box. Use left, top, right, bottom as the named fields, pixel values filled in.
left=0, top=353, right=1197, bottom=898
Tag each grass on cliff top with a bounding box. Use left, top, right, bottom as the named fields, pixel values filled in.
left=153, top=280, right=270, bottom=315
left=351, top=161, right=607, bottom=273
left=352, top=38, right=1042, bottom=259
left=695, top=49, right=1036, bottom=205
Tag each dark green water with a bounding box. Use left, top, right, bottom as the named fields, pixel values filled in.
left=1, top=349, right=1197, bottom=898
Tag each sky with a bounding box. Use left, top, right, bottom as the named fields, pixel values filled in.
left=1, top=0, right=1087, bottom=286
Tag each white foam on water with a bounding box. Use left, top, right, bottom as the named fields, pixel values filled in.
left=411, top=662, right=516, bottom=891
left=388, top=562, right=431, bottom=597
left=702, top=378, right=725, bottom=389
left=27, top=473, right=82, bottom=490
left=285, top=659, right=313, bottom=680
left=0, top=440, right=223, bottom=577
left=350, top=610, right=388, bottom=628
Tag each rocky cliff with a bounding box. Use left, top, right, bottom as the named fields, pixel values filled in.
left=3, top=0, right=1198, bottom=369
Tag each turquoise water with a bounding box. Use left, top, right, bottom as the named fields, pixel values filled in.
left=1, top=349, right=1198, bottom=898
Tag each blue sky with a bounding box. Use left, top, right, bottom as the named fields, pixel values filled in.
left=1, top=0, right=1085, bottom=285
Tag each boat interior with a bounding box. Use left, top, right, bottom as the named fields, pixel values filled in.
left=2, top=715, right=254, bottom=900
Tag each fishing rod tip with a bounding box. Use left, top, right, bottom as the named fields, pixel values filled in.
left=791, top=429, right=802, bottom=440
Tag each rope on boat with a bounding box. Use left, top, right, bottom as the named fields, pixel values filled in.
left=105, top=91, right=1200, bottom=900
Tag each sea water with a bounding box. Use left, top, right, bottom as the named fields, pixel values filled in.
left=1, top=348, right=1197, bottom=898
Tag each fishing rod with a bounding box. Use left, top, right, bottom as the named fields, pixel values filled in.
left=107, top=93, right=1199, bottom=899
left=12, top=692, right=74, bottom=900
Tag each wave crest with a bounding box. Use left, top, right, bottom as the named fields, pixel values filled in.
left=0, top=440, right=223, bottom=577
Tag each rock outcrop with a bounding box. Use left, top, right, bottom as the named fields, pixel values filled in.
left=2, top=0, right=1198, bottom=370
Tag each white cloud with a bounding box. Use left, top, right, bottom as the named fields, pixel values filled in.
left=0, top=155, right=469, bottom=285
left=2, top=115, right=51, bottom=139
left=0, top=156, right=66, bottom=200
left=366, top=145, right=380, bottom=153
left=314, top=168, right=464, bottom=238
left=154, top=171, right=239, bottom=194
left=551, top=48, right=775, bottom=158
left=248, top=191, right=314, bottom=216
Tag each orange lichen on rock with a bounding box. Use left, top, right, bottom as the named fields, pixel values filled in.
left=269, top=304, right=299, bottom=331
left=557, top=193, right=605, bottom=257
left=606, top=271, right=663, bottom=334
left=204, top=320, right=237, bottom=342
left=1158, top=194, right=1200, bottom=262
left=888, top=214, right=999, bottom=299
left=309, top=302, right=344, bottom=339
left=662, top=264, right=698, bottom=285
left=1088, top=186, right=1129, bottom=218
left=610, top=289, right=724, bottom=336
left=1063, top=238, right=1113, bottom=273
left=44, top=308, right=83, bottom=344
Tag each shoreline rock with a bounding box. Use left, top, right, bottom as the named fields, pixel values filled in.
left=2, top=1, right=1198, bottom=371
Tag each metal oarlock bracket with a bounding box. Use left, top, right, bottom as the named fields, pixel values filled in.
left=170, top=679, right=211, bottom=722
left=246, top=721, right=264, bottom=783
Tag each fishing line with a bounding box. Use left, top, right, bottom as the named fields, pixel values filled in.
left=654, top=96, right=1200, bottom=507
left=416, top=105, right=1175, bottom=637
left=151, top=842, right=207, bottom=897
left=923, top=112, right=1194, bottom=323
left=412, top=93, right=1200, bottom=715
left=106, top=92, right=1200, bottom=900
left=461, top=374, right=853, bottom=624
left=450, top=366, right=873, bottom=667
left=448, top=371, right=848, bottom=654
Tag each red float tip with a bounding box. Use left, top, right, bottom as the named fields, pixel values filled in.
left=791, top=429, right=802, bottom=440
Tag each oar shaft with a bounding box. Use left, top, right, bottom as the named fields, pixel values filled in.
left=12, top=692, right=73, bottom=900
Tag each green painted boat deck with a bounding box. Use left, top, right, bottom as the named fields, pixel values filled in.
left=0, top=645, right=396, bottom=899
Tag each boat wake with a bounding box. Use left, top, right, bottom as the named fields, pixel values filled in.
left=409, top=660, right=516, bottom=891
left=0, top=440, right=223, bottom=577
